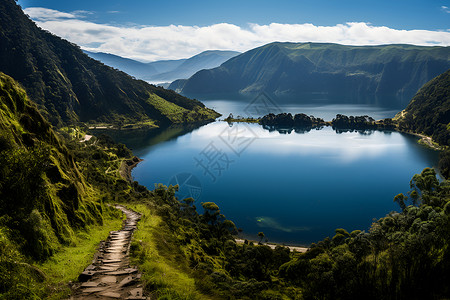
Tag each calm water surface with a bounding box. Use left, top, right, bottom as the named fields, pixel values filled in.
left=201, top=99, right=401, bottom=120
left=128, top=120, right=439, bottom=246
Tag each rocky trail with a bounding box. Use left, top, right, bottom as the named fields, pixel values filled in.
left=70, top=205, right=147, bottom=299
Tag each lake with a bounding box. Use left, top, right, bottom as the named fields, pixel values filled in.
left=123, top=110, right=439, bottom=246
left=201, top=96, right=403, bottom=120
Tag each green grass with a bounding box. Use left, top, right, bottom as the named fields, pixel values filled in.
left=127, top=203, right=210, bottom=300
left=37, top=212, right=124, bottom=299
left=147, top=93, right=189, bottom=123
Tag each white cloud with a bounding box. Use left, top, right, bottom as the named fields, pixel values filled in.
left=442, top=6, right=450, bottom=13
left=24, top=7, right=450, bottom=62
left=24, top=7, right=92, bottom=21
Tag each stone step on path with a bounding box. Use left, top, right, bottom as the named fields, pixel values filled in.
left=70, top=205, right=147, bottom=299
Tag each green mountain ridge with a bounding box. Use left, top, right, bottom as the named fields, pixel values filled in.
left=171, top=42, right=450, bottom=106
left=0, top=0, right=219, bottom=127
left=396, top=69, right=450, bottom=146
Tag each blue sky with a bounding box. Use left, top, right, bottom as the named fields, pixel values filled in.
left=18, top=0, right=450, bottom=61
left=18, top=0, right=450, bottom=29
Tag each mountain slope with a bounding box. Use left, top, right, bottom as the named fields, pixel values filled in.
left=172, top=42, right=450, bottom=105
left=0, top=72, right=103, bottom=262
left=85, top=50, right=240, bottom=83
left=396, top=69, right=450, bottom=145
left=84, top=50, right=159, bottom=79
left=0, top=0, right=218, bottom=126
left=148, top=50, right=240, bottom=82
left=148, top=58, right=187, bottom=74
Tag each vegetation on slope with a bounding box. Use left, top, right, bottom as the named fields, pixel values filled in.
left=0, top=72, right=136, bottom=298
left=395, top=69, right=450, bottom=178
left=0, top=72, right=111, bottom=297
left=396, top=69, right=450, bottom=146
left=0, top=0, right=219, bottom=127
left=172, top=42, right=450, bottom=103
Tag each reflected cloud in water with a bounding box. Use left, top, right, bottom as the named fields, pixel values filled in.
left=187, top=122, right=407, bottom=163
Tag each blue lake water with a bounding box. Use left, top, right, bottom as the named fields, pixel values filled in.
left=201, top=99, right=401, bottom=120
left=128, top=120, right=439, bottom=246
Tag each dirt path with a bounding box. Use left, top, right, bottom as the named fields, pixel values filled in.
left=70, top=205, right=146, bottom=299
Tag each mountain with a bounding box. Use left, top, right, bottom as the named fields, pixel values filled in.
left=395, top=69, right=450, bottom=146
left=147, top=50, right=241, bottom=82
left=85, top=50, right=240, bottom=83
left=148, top=58, right=187, bottom=74
left=171, top=42, right=450, bottom=106
left=83, top=50, right=160, bottom=79
left=0, top=0, right=218, bottom=127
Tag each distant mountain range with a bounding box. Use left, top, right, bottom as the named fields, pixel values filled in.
left=0, top=0, right=218, bottom=126
left=170, top=42, right=450, bottom=106
left=84, top=50, right=240, bottom=83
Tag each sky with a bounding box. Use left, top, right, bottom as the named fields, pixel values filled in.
left=17, top=0, right=450, bottom=62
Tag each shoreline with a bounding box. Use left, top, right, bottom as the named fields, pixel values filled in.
left=221, top=118, right=446, bottom=151
left=396, top=130, right=445, bottom=151
left=235, top=238, right=308, bottom=253
left=119, top=156, right=143, bottom=182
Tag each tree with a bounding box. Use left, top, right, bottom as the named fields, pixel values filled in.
left=258, top=232, right=265, bottom=244
left=410, top=168, right=440, bottom=205
left=201, top=202, right=220, bottom=225
left=394, top=193, right=407, bottom=211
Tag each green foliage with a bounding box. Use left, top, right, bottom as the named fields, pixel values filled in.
left=397, top=69, right=450, bottom=146
left=279, top=168, right=450, bottom=300
left=0, top=0, right=219, bottom=127
left=0, top=73, right=127, bottom=298
left=0, top=227, right=46, bottom=299
left=439, top=149, right=450, bottom=179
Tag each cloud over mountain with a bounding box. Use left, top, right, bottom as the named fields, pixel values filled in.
left=25, top=7, right=450, bottom=62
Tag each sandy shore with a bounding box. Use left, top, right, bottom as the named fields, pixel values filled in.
left=235, top=239, right=308, bottom=253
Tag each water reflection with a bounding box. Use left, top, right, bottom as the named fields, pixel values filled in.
left=112, top=121, right=438, bottom=245
left=202, top=99, right=402, bottom=120
left=90, top=122, right=208, bottom=156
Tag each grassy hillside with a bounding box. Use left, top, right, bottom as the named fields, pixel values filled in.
left=0, top=0, right=219, bottom=127
left=0, top=72, right=115, bottom=297
left=173, top=42, right=450, bottom=105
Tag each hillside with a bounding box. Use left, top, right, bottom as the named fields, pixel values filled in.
left=83, top=50, right=160, bottom=80
left=85, top=50, right=240, bottom=83
left=0, top=0, right=218, bottom=127
left=396, top=69, right=450, bottom=146
left=0, top=71, right=103, bottom=282
left=171, top=42, right=450, bottom=106
left=147, top=50, right=240, bottom=82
